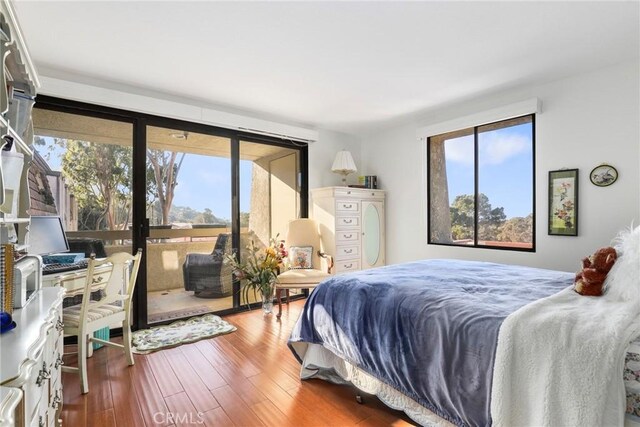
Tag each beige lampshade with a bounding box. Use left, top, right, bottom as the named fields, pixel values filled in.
left=331, top=150, right=357, bottom=185
left=331, top=150, right=357, bottom=174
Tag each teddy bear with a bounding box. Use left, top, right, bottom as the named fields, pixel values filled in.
left=574, top=246, right=617, bottom=296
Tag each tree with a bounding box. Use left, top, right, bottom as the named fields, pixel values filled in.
left=450, top=194, right=474, bottom=240
left=202, top=208, right=215, bottom=224
left=498, top=214, right=533, bottom=243
left=449, top=193, right=506, bottom=241
left=61, top=140, right=132, bottom=230
left=146, top=149, right=186, bottom=225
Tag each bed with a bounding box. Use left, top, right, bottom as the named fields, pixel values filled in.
left=288, top=256, right=640, bottom=427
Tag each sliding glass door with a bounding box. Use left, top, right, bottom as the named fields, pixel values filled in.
left=238, top=140, right=300, bottom=306
left=33, top=95, right=308, bottom=329
left=144, top=125, right=234, bottom=324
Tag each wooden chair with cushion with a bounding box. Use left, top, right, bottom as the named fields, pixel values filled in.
left=276, top=219, right=333, bottom=318
left=62, top=250, right=142, bottom=394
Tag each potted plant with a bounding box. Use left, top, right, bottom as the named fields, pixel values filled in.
left=224, top=237, right=287, bottom=314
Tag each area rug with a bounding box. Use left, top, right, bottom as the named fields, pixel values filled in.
left=131, top=314, right=236, bottom=354
left=148, top=305, right=212, bottom=324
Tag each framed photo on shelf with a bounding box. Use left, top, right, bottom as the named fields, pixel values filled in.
left=548, top=169, right=579, bottom=236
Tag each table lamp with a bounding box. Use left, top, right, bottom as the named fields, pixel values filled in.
left=331, top=150, right=357, bottom=185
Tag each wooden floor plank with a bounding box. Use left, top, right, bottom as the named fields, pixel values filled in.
left=213, top=362, right=268, bottom=407
left=60, top=356, right=88, bottom=427
left=146, top=350, right=184, bottom=397
left=106, top=346, right=146, bottom=427
left=248, top=373, right=333, bottom=426
left=285, top=379, right=364, bottom=425
left=250, top=400, right=297, bottom=427
left=162, top=347, right=221, bottom=412
left=179, top=343, right=227, bottom=390
left=92, top=408, right=117, bottom=427
left=128, top=354, right=173, bottom=427
left=200, top=407, right=234, bottom=427
left=61, top=300, right=416, bottom=427
left=84, top=346, right=114, bottom=414
left=210, top=385, right=266, bottom=427
left=207, top=338, right=262, bottom=377
left=193, top=339, right=228, bottom=367
left=164, top=392, right=202, bottom=427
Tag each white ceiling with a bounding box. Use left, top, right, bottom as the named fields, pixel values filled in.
left=13, top=1, right=640, bottom=134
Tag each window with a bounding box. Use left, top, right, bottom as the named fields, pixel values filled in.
left=427, top=114, right=535, bottom=251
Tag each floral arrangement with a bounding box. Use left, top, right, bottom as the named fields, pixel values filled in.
left=224, top=236, right=288, bottom=305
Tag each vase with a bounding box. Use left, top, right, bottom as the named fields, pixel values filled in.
left=261, top=285, right=276, bottom=314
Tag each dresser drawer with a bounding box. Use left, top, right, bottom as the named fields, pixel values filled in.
left=335, top=260, right=360, bottom=273
left=336, top=216, right=359, bottom=228
left=336, top=200, right=360, bottom=213
left=335, top=245, right=359, bottom=260
left=24, top=355, right=49, bottom=426
left=336, top=230, right=359, bottom=243
left=334, top=188, right=384, bottom=199
left=58, top=268, right=110, bottom=297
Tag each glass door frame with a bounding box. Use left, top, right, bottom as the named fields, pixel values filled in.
left=34, top=95, right=309, bottom=331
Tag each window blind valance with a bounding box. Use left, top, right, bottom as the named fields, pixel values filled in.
left=416, top=98, right=541, bottom=140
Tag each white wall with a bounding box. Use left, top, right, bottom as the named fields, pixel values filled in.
left=309, top=129, right=362, bottom=189
left=360, top=60, right=640, bottom=272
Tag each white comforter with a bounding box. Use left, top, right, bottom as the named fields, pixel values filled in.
left=491, top=286, right=640, bottom=426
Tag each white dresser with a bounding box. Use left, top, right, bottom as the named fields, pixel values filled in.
left=311, top=187, right=385, bottom=273
left=0, top=288, right=65, bottom=427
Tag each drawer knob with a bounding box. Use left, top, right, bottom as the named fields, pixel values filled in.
left=92, top=276, right=104, bottom=284
left=345, top=249, right=353, bottom=254
left=55, top=355, right=64, bottom=369
left=39, top=416, right=44, bottom=427
left=344, top=234, right=352, bottom=238
left=344, top=219, right=352, bottom=224
left=344, top=263, right=353, bottom=269
left=343, top=204, right=352, bottom=209
left=36, top=362, right=51, bottom=387
left=55, top=318, right=64, bottom=332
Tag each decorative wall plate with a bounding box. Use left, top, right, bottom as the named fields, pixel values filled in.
left=590, top=164, right=618, bottom=187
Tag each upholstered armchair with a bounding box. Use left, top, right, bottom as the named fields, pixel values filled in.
left=276, top=219, right=333, bottom=318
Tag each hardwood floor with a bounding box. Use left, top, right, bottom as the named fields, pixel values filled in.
left=61, top=300, right=417, bottom=427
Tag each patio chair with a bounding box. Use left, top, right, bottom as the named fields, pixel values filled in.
left=182, top=234, right=233, bottom=298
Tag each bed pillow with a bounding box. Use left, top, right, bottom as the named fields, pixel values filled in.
left=289, top=246, right=313, bottom=269
left=604, top=225, right=640, bottom=302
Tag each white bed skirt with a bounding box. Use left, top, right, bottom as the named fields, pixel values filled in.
left=290, top=341, right=640, bottom=427
left=290, top=341, right=454, bottom=427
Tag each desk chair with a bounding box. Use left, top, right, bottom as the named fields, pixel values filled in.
left=276, top=219, right=332, bottom=319
left=62, top=250, right=142, bottom=394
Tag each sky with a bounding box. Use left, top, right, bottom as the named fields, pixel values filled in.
left=39, top=139, right=252, bottom=221
left=443, top=122, right=534, bottom=219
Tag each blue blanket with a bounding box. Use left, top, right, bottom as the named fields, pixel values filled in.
left=288, top=259, right=573, bottom=427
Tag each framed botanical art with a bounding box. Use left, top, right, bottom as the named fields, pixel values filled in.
left=548, top=169, right=578, bottom=236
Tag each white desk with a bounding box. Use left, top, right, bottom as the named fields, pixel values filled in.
left=42, top=264, right=112, bottom=297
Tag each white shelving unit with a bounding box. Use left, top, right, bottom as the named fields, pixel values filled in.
left=0, top=2, right=57, bottom=427
left=0, top=0, right=39, bottom=253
